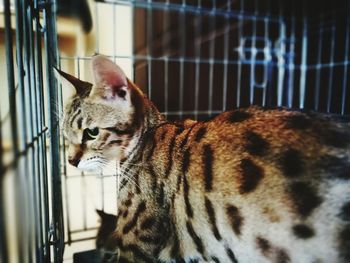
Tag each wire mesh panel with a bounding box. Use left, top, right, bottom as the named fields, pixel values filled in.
left=0, top=0, right=64, bottom=262
left=58, top=0, right=350, bottom=258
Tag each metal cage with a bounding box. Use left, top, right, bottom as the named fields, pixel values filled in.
left=0, top=0, right=64, bottom=262
left=58, top=0, right=350, bottom=259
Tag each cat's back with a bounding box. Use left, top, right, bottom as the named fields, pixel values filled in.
left=170, top=107, right=350, bottom=263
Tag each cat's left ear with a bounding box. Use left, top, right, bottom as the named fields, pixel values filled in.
left=91, top=55, right=129, bottom=101
left=54, top=67, right=93, bottom=97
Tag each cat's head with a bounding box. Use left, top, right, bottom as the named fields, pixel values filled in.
left=95, top=209, right=119, bottom=263
left=56, top=55, right=162, bottom=170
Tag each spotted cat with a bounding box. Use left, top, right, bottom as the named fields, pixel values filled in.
left=57, top=55, right=350, bottom=263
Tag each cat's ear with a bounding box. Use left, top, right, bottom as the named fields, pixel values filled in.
left=96, top=209, right=106, bottom=218
left=54, top=67, right=93, bottom=97
left=96, top=209, right=118, bottom=223
left=91, top=55, right=129, bottom=100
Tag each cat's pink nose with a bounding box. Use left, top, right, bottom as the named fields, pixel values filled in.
left=68, top=158, right=80, bottom=167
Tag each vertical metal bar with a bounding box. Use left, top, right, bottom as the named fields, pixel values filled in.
left=163, top=0, right=169, bottom=116
left=62, top=161, right=71, bottom=245
left=222, top=0, right=230, bottom=111
left=262, top=0, right=270, bottom=107
left=0, top=109, right=7, bottom=263
left=208, top=1, right=216, bottom=116
left=299, top=9, right=308, bottom=109
left=277, top=3, right=286, bottom=107
left=113, top=4, right=117, bottom=63
left=42, top=0, right=64, bottom=261
left=81, top=172, right=87, bottom=230
left=95, top=2, right=100, bottom=53
left=101, top=173, right=105, bottom=210
left=179, top=1, right=186, bottom=119
left=287, top=15, right=295, bottom=108
left=147, top=0, right=153, bottom=99
left=13, top=0, right=29, bottom=261
left=236, top=0, right=244, bottom=107
left=27, top=3, right=44, bottom=261
left=23, top=2, right=39, bottom=260
left=194, top=0, right=202, bottom=120
left=341, top=5, right=350, bottom=115
left=34, top=1, right=51, bottom=259
left=4, top=0, right=19, bottom=157
left=314, top=15, right=323, bottom=111
left=249, top=0, right=257, bottom=105
left=14, top=0, right=28, bottom=151
left=326, top=10, right=336, bottom=113
left=58, top=58, right=72, bottom=246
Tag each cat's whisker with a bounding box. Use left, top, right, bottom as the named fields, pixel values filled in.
left=119, top=170, right=143, bottom=193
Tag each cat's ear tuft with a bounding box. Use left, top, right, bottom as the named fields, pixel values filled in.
left=54, top=67, right=93, bottom=97
left=91, top=55, right=129, bottom=100
left=96, top=209, right=108, bottom=219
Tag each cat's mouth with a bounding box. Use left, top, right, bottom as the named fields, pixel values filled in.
left=77, top=156, right=109, bottom=171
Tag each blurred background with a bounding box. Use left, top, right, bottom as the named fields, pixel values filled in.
left=0, top=0, right=349, bottom=262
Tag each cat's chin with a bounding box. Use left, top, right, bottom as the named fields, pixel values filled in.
left=77, top=159, right=107, bottom=172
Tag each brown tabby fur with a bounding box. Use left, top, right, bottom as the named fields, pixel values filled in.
left=58, top=55, right=350, bottom=263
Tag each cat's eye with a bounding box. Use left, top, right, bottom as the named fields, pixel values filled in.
left=82, top=127, right=99, bottom=141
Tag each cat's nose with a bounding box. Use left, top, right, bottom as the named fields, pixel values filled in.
left=68, top=158, right=80, bottom=167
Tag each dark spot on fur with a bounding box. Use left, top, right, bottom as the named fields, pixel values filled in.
left=175, top=126, right=185, bottom=136
left=186, top=221, right=204, bottom=255
left=160, top=129, right=167, bottom=140
left=340, top=202, right=350, bottom=221
left=122, top=199, right=132, bottom=207
left=204, top=197, right=222, bottom=241
left=77, top=117, right=83, bottom=129
left=289, top=182, right=322, bottom=218
left=122, top=201, right=146, bottom=234
left=226, top=205, right=243, bottom=236
left=318, top=155, right=350, bottom=180
left=239, top=158, right=264, bottom=194
left=138, top=234, right=161, bottom=244
left=134, top=172, right=140, bottom=194
left=292, top=224, right=315, bottom=239
left=276, top=249, right=291, bottom=263
left=195, top=127, right=206, bottom=142
left=183, top=173, right=193, bottom=218
left=122, top=210, right=128, bottom=218
left=165, top=135, right=176, bottom=178
left=118, top=256, right=132, bottom=263
left=203, top=144, right=213, bottom=192
left=109, top=139, right=123, bottom=145
left=122, top=244, right=153, bottom=263
left=140, top=217, right=156, bottom=230
left=158, top=182, right=165, bottom=206
left=211, top=256, right=220, bottom=263
left=178, top=124, right=196, bottom=149
left=226, top=247, right=238, bottom=263
left=280, top=148, right=304, bottom=177
left=182, top=148, right=191, bottom=174
left=171, top=232, right=180, bottom=259
left=256, top=236, right=271, bottom=255
left=285, top=114, right=312, bottom=129
left=339, top=224, right=350, bottom=261
left=245, top=131, right=269, bottom=156
left=321, top=129, right=350, bottom=148
left=228, top=110, right=252, bottom=123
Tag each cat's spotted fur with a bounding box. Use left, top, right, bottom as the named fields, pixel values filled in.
left=58, top=55, right=350, bottom=263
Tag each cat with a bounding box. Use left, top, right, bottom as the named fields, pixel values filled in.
left=56, top=55, right=350, bottom=263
